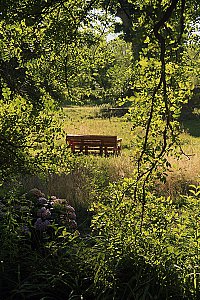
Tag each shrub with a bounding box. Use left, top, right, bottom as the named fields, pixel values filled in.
left=0, top=187, right=87, bottom=299
left=87, top=181, right=200, bottom=299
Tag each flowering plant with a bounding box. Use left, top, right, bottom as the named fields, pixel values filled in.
left=24, top=188, right=78, bottom=246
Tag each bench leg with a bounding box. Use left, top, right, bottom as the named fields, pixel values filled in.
left=80, top=142, right=84, bottom=153
left=85, top=145, right=88, bottom=155
left=105, top=146, right=108, bottom=157
left=113, top=147, right=117, bottom=156
left=100, top=145, right=103, bottom=156
left=71, top=143, right=75, bottom=153
left=118, top=146, right=121, bottom=156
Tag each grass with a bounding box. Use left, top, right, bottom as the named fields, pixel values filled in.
left=20, top=106, right=200, bottom=205
left=63, top=106, right=200, bottom=192
left=181, top=118, right=200, bottom=137
left=157, top=119, right=200, bottom=197
left=62, top=106, right=134, bottom=150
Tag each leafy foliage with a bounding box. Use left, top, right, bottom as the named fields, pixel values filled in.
left=0, top=187, right=85, bottom=299
left=0, top=17, right=71, bottom=183
left=1, top=0, right=200, bottom=299
left=105, top=0, right=200, bottom=205
left=88, top=181, right=200, bottom=299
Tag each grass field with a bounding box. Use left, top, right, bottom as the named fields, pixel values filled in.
left=21, top=106, right=200, bottom=205
left=63, top=106, right=200, bottom=194
left=63, top=106, right=134, bottom=150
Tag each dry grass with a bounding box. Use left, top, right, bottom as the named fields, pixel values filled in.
left=158, top=131, right=200, bottom=198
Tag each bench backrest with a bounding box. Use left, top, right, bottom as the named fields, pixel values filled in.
left=66, top=134, right=118, bottom=146
left=66, top=134, right=122, bottom=156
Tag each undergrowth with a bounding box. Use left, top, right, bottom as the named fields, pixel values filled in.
left=0, top=181, right=199, bottom=299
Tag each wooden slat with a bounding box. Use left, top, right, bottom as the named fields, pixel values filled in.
left=66, top=134, right=122, bottom=156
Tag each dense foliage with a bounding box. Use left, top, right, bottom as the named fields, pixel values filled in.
left=0, top=183, right=199, bottom=299
left=0, top=18, right=69, bottom=184
left=88, top=182, right=200, bottom=299
left=0, top=0, right=200, bottom=299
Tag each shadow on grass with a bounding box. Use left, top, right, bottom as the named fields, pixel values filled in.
left=181, top=118, right=200, bottom=137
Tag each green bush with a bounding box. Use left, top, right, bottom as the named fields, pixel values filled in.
left=87, top=181, right=200, bottom=299
left=0, top=187, right=89, bottom=299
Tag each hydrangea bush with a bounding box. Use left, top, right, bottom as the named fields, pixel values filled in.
left=24, top=188, right=78, bottom=246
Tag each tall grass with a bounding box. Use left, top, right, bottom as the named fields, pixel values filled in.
left=159, top=130, right=200, bottom=198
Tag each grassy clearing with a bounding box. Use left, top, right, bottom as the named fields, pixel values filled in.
left=63, top=106, right=200, bottom=193
left=21, top=106, right=200, bottom=204
left=63, top=106, right=134, bottom=150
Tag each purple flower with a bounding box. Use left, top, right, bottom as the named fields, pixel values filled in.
left=66, top=205, right=75, bottom=213
left=38, top=197, right=48, bottom=205
left=22, top=225, right=30, bottom=234
left=34, top=218, right=50, bottom=231
left=37, top=207, right=51, bottom=219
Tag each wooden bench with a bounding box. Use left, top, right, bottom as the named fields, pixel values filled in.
left=66, top=134, right=122, bottom=156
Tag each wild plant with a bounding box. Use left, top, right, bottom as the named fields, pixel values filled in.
left=0, top=187, right=89, bottom=299
left=87, top=180, right=200, bottom=299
